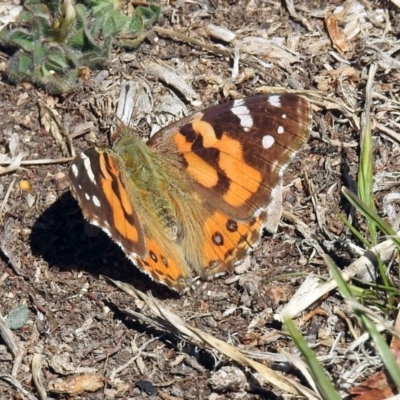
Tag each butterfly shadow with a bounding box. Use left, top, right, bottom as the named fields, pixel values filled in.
left=29, top=191, right=179, bottom=300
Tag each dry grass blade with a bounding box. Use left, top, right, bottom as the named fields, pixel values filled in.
left=110, top=279, right=320, bottom=399
left=38, top=99, right=75, bottom=158
left=303, top=173, right=335, bottom=241
left=346, top=299, right=400, bottom=342
left=31, top=354, right=47, bottom=400
left=0, top=153, right=26, bottom=176
left=281, top=350, right=319, bottom=394
left=0, top=218, right=25, bottom=276
left=0, top=374, right=38, bottom=400
left=0, top=313, right=23, bottom=377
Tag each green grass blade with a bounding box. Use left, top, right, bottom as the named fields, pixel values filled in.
left=342, top=187, right=400, bottom=250
left=283, top=317, right=341, bottom=400
left=337, top=211, right=371, bottom=248
left=358, top=65, right=377, bottom=244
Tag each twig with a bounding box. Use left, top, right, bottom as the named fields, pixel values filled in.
left=38, top=99, right=75, bottom=158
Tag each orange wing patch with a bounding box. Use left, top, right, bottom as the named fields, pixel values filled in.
left=201, top=209, right=264, bottom=277
left=174, top=119, right=263, bottom=208
left=98, top=153, right=140, bottom=244
left=135, top=237, right=192, bottom=291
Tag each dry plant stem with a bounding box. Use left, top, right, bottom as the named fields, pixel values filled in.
left=334, top=308, right=360, bottom=339
left=240, top=349, right=288, bottom=364
left=0, top=157, right=74, bottom=166
left=361, top=64, right=377, bottom=144
left=0, top=178, right=15, bottom=219
left=0, top=374, right=38, bottom=400
left=143, top=60, right=199, bottom=103
left=0, top=312, right=23, bottom=377
left=281, top=232, right=399, bottom=319
left=281, top=210, right=324, bottom=255
left=31, top=354, right=47, bottom=400
left=109, top=336, right=160, bottom=380
left=0, top=152, right=27, bottom=176
left=131, top=0, right=151, bottom=5
left=303, top=174, right=331, bottom=240
left=152, top=27, right=282, bottom=86
left=69, top=122, right=95, bottom=140
left=284, top=0, right=313, bottom=31
left=376, top=122, right=400, bottom=144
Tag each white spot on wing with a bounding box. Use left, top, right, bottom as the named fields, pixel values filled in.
left=268, top=95, right=281, bottom=108
left=80, top=153, right=96, bottom=184
left=85, top=193, right=90, bottom=200
left=130, top=251, right=139, bottom=259
left=271, top=160, right=279, bottom=171
left=262, top=135, right=275, bottom=149
left=282, top=113, right=287, bottom=119
left=71, top=164, right=78, bottom=177
left=92, top=195, right=101, bottom=207
left=277, top=126, right=284, bottom=134
left=231, top=102, right=253, bottom=132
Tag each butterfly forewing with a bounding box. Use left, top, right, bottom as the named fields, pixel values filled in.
left=149, top=94, right=310, bottom=221
left=69, top=147, right=146, bottom=257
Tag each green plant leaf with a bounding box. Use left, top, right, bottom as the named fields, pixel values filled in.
left=6, top=52, right=34, bottom=82
left=8, top=29, right=36, bottom=52
left=0, top=0, right=160, bottom=94
left=45, top=45, right=73, bottom=71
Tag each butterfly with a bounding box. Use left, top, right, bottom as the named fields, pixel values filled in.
left=69, top=94, right=310, bottom=291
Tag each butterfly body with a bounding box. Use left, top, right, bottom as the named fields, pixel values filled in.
left=69, top=94, right=310, bottom=291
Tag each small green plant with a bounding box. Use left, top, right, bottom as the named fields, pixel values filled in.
left=0, top=0, right=160, bottom=94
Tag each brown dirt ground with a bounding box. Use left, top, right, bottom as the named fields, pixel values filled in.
left=1, top=0, right=400, bottom=399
